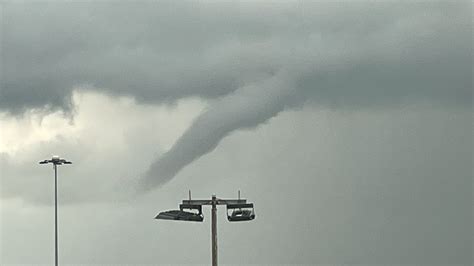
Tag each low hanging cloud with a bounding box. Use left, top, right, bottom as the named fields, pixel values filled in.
left=1, top=1, right=471, bottom=192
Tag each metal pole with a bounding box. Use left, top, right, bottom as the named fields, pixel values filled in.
left=211, top=195, right=217, bottom=266
left=54, top=164, right=58, bottom=266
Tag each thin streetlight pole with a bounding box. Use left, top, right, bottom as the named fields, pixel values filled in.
left=39, top=156, right=71, bottom=266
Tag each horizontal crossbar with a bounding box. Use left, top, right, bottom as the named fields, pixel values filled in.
left=182, top=199, right=247, bottom=206
left=227, top=203, right=254, bottom=209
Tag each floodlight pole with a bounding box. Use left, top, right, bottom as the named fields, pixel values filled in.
left=39, top=156, right=71, bottom=266
left=211, top=195, right=218, bottom=266
left=156, top=193, right=255, bottom=266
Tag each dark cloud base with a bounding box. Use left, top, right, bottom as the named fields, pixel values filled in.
left=0, top=1, right=472, bottom=115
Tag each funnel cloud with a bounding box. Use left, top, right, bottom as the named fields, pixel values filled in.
left=140, top=73, right=298, bottom=189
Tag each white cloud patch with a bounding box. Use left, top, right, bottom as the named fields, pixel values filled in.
left=0, top=90, right=206, bottom=203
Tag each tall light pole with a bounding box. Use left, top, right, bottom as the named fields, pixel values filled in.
left=155, top=191, right=255, bottom=266
left=211, top=195, right=218, bottom=266
left=39, top=155, right=72, bottom=266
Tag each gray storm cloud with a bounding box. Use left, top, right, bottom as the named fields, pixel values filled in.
left=1, top=2, right=470, bottom=114
left=0, top=2, right=471, bottom=197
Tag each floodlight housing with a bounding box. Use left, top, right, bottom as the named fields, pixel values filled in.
left=227, top=203, right=255, bottom=222
left=155, top=210, right=204, bottom=222
left=39, top=156, right=72, bottom=165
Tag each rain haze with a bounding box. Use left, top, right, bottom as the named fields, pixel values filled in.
left=0, top=1, right=472, bottom=265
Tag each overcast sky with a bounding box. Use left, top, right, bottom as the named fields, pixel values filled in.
left=0, top=1, right=472, bottom=265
